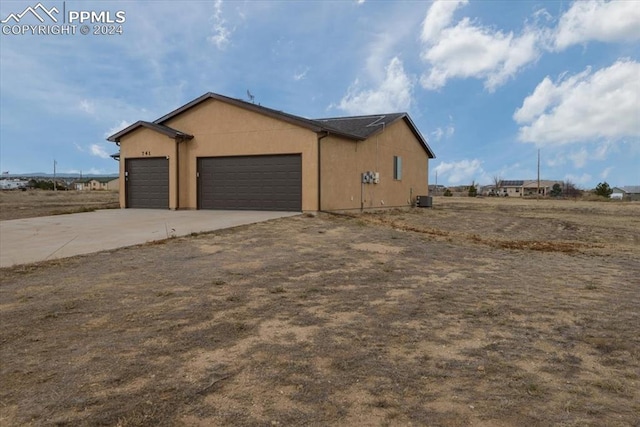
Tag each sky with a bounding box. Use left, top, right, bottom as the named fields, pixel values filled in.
left=0, top=0, right=638, bottom=188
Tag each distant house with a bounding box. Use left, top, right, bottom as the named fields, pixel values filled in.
left=499, top=180, right=524, bottom=197
left=496, top=179, right=562, bottom=197
left=74, top=177, right=119, bottom=191
left=0, top=179, right=28, bottom=190
left=611, top=186, right=640, bottom=201
left=428, top=184, right=446, bottom=195
left=522, top=180, right=562, bottom=197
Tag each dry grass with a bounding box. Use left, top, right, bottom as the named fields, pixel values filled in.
left=0, top=190, right=119, bottom=220
left=1, top=197, right=638, bottom=426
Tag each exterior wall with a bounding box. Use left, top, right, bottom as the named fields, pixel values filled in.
left=503, top=186, right=521, bottom=197
left=75, top=179, right=119, bottom=191
left=320, top=119, right=428, bottom=210
left=106, top=178, right=119, bottom=191
left=117, top=127, right=177, bottom=208
left=163, top=99, right=319, bottom=211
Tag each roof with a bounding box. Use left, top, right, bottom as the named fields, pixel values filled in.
left=500, top=180, right=524, bottom=186
left=314, top=113, right=435, bottom=158
left=75, top=177, right=118, bottom=183
left=106, top=92, right=435, bottom=158
left=314, top=113, right=406, bottom=138
left=522, top=180, right=562, bottom=188
left=107, top=121, right=194, bottom=142
left=152, top=92, right=359, bottom=140
left=615, top=185, right=640, bottom=194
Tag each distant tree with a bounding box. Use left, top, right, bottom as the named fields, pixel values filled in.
left=443, top=188, right=453, bottom=197
left=550, top=183, right=562, bottom=197
left=468, top=181, right=478, bottom=197
left=594, top=182, right=613, bottom=198
left=492, top=175, right=502, bottom=195
left=563, top=181, right=582, bottom=198
left=26, top=179, right=67, bottom=191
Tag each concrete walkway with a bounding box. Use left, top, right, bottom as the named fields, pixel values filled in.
left=0, top=209, right=299, bottom=268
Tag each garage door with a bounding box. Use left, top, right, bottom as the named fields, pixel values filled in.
left=125, top=158, right=169, bottom=209
left=198, top=155, right=301, bottom=211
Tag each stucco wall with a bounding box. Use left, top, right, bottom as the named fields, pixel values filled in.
left=162, top=99, right=320, bottom=211
left=320, top=119, right=428, bottom=211
left=117, top=127, right=177, bottom=208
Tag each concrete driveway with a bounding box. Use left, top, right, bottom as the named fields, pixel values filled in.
left=0, top=209, right=299, bottom=268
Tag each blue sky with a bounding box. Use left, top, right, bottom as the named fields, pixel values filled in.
left=1, top=0, right=638, bottom=187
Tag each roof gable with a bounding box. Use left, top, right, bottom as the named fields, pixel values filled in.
left=153, top=92, right=359, bottom=141
left=315, top=113, right=435, bottom=158
left=107, top=121, right=194, bottom=142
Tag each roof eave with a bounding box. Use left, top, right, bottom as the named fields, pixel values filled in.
left=401, top=114, right=436, bottom=159
left=106, top=121, right=194, bottom=143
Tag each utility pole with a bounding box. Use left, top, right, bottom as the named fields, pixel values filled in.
left=435, top=170, right=438, bottom=195
left=537, top=149, right=540, bottom=200
left=53, top=159, right=57, bottom=191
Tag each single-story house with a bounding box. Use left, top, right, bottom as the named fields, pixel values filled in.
left=107, top=92, right=435, bottom=211
left=495, top=179, right=562, bottom=197
left=0, top=179, right=28, bottom=190
left=74, top=177, right=119, bottom=191
left=611, top=186, right=640, bottom=201
left=522, top=180, right=562, bottom=197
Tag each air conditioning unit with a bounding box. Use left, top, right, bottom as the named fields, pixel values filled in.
left=373, top=172, right=380, bottom=184
left=416, top=195, right=432, bottom=208
left=362, top=171, right=377, bottom=184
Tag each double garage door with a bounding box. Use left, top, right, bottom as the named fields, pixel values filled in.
left=125, top=155, right=301, bottom=211
left=198, top=154, right=301, bottom=211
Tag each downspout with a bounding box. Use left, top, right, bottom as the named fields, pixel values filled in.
left=175, top=137, right=180, bottom=210
left=317, top=131, right=329, bottom=212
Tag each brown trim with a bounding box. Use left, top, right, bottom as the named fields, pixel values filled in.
left=317, top=131, right=329, bottom=212
left=107, top=121, right=194, bottom=143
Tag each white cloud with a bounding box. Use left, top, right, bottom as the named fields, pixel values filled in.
left=515, top=59, right=640, bottom=145
left=293, top=67, right=309, bottom=81
left=564, top=173, right=592, bottom=185
left=420, top=0, right=467, bottom=44
left=419, top=1, right=543, bottom=92
left=431, top=124, right=454, bottom=141
left=600, top=166, right=613, bottom=180
left=568, top=148, right=589, bottom=168
left=434, top=158, right=483, bottom=184
left=90, top=144, right=111, bottom=159
left=336, top=57, right=413, bottom=115
left=554, top=0, right=640, bottom=50
left=104, top=120, right=132, bottom=139
left=208, top=0, right=232, bottom=50
left=79, top=99, right=95, bottom=115
left=546, top=153, right=566, bottom=167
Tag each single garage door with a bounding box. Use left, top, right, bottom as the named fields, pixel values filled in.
left=198, top=154, right=301, bottom=211
left=125, top=158, right=169, bottom=209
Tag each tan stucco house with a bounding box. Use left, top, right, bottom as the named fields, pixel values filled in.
left=107, top=92, right=435, bottom=212
left=74, top=177, right=119, bottom=191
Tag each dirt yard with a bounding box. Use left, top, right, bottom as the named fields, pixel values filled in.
left=0, top=190, right=119, bottom=220
left=1, top=197, right=638, bottom=426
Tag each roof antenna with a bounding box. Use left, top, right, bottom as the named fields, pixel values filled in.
left=247, top=90, right=255, bottom=104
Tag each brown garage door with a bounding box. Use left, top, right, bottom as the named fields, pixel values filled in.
left=198, top=155, right=301, bottom=211
left=125, top=158, right=169, bottom=209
